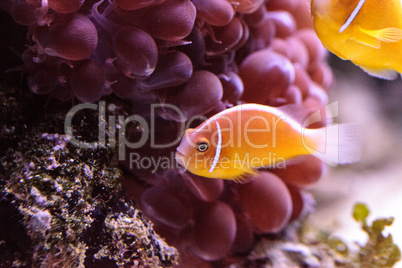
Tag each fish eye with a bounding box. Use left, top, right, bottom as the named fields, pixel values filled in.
left=197, top=142, right=209, bottom=152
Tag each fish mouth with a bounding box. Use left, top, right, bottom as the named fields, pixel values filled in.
left=175, top=149, right=185, bottom=157
left=175, top=149, right=187, bottom=168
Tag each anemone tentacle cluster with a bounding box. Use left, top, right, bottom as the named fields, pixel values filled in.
left=7, top=0, right=334, bottom=265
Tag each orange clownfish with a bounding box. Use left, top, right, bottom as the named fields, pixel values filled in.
left=175, top=103, right=361, bottom=181
left=311, top=0, right=402, bottom=79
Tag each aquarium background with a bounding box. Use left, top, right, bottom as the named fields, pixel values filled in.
left=312, top=55, right=402, bottom=264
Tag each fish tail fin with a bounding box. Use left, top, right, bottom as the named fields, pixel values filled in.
left=306, top=123, right=363, bottom=166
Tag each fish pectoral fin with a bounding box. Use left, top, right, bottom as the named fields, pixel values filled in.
left=351, top=31, right=381, bottom=48
left=355, top=26, right=402, bottom=48
left=231, top=169, right=258, bottom=184
left=359, top=65, right=399, bottom=80
left=360, top=27, right=402, bottom=43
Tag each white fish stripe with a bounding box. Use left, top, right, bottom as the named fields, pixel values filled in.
left=209, top=121, right=222, bottom=173
left=339, top=0, right=365, bottom=33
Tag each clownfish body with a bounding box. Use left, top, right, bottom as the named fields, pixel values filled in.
left=311, top=0, right=402, bottom=79
left=175, top=104, right=361, bottom=181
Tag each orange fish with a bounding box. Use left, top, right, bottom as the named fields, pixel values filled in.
left=311, top=0, right=402, bottom=79
left=175, top=103, right=361, bottom=181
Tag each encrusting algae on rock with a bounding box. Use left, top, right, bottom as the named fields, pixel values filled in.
left=0, top=86, right=178, bottom=267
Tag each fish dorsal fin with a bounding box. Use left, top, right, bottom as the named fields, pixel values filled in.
left=359, top=65, right=399, bottom=80
left=277, top=104, right=309, bottom=124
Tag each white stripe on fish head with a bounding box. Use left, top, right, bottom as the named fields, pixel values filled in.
left=209, top=121, right=222, bottom=173
left=339, top=0, right=366, bottom=33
